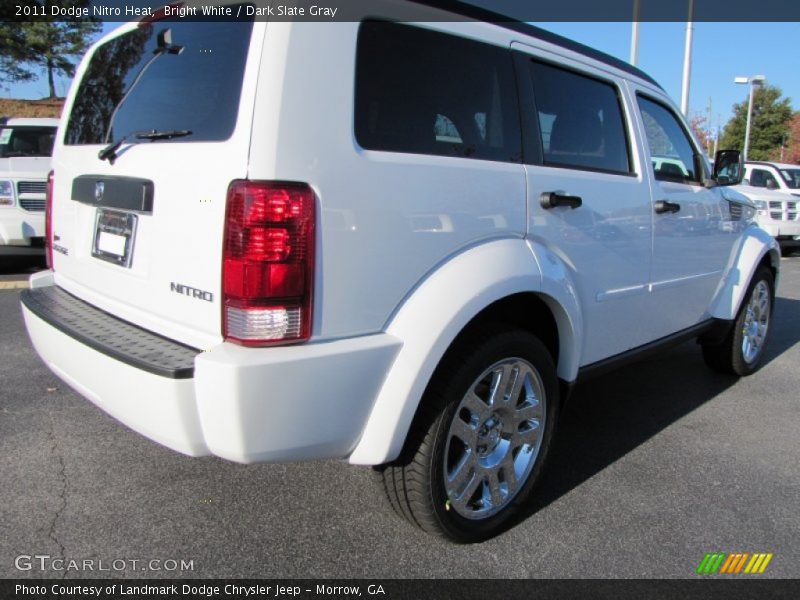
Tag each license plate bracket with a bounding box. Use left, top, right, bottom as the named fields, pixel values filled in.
left=91, top=208, right=137, bottom=268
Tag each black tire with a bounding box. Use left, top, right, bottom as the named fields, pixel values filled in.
left=702, top=265, right=774, bottom=376
left=379, top=327, right=558, bottom=543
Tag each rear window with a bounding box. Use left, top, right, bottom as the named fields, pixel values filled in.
left=65, top=18, right=253, bottom=146
left=0, top=126, right=57, bottom=158
left=354, top=21, right=521, bottom=164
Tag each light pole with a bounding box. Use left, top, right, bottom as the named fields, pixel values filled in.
left=734, top=75, right=766, bottom=162
left=680, top=0, right=695, bottom=116
left=630, top=0, right=640, bottom=66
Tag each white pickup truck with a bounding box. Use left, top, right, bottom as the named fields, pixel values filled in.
left=734, top=161, right=800, bottom=250
left=0, top=117, right=59, bottom=257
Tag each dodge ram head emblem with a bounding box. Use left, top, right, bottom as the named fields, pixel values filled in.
left=94, top=181, right=104, bottom=202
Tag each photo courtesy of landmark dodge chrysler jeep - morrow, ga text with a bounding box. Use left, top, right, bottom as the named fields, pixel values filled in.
left=0, top=117, right=59, bottom=257
left=20, top=0, right=779, bottom=542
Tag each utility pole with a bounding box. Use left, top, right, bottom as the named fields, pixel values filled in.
left=680, top=0, right=694, bottom=116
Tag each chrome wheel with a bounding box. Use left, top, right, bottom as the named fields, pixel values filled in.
left=741, top=280, right=770, bottom=364
left=443, top=358, right=546, bottom=520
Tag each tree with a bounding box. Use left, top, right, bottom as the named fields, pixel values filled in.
left=689, top=114, right=712, bottom=155
left=0, top=24, right=35, bottom=86
left=719, top=85, right=793, bottom=161
left=0, top=1, right=100, bottom=98
left=770, top=112, right=800, bottom=164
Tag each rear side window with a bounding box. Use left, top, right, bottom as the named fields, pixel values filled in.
left=526, top=60, right=631, bottom=174
left=65, top=18, right=253, bottom=145
left=355, top=21, right=521, bottom=164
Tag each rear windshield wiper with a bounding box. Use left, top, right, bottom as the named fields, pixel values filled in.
left=98, top=129, right=192, bottom=164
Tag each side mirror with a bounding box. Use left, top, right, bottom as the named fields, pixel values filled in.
left=766, top=178, right=778, bottom=190
left=712, top=149, right=744, bottom=186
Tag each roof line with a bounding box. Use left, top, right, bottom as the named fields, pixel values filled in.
left=409, top=0, right=662, bottom=89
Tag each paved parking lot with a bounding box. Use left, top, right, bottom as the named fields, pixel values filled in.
left=1, top=256, right=798, bottom=579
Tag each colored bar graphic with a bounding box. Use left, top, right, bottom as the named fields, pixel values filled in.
left=697, top=552, right=772, bottom=575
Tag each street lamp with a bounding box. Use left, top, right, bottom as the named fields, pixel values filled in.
left=734, top=74, right=766, bottom=162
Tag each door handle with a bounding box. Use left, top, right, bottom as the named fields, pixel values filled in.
left=540, top=191, right=583, bottom=210
left=654, top=200, right=681, bottom=214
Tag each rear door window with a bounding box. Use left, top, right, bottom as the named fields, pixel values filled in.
left=65, top=17, right=253, bottom=146
left=525, top=60, right=632, bottom=174
left=355, top=21, right=522, bottom=164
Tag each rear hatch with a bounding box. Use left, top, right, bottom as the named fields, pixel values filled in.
left=50, top=15, right=263, bottom=349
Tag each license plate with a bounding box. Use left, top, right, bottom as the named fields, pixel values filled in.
left=92, top=208, right=137, bottom=268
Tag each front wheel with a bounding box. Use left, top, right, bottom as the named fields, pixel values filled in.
left=379, top=328, right=558, bottom=542
left=702, top=265, right=774, bottom=376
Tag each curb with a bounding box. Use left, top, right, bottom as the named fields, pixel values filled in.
left=0, top=281, right=29, bottom=290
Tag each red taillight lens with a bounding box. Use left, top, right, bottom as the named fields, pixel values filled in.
left=45, top=170, right=54, bottom=270
left=222, top=181, right=315, bottom=345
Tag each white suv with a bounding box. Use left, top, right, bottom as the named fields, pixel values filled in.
left=20, top=1, right=779, bottom=542
left=736, top=161, right=800, bottom=245
left=0, top=117, right=58, bottom=257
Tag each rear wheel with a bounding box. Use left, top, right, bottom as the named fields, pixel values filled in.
left=379, top=328, right=558, bottom=542
left=702, top=265, right=774, bottom=376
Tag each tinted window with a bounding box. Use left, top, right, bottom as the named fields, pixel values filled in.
left=355, top=21, right=521, bottom=163
left=780, top=168, right=800, bottom=189
left=0, top=126, right=56, bottom=157
left=65, top=17, right=253, bottom=145
left=638, top=96, right=700, bottom=183
left=527, top=61, right=631, bottom=174
left=749, top=168, right=778, bottom=188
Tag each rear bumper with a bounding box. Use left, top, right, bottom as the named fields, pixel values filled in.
left=21, top=275, right=401, bottom=463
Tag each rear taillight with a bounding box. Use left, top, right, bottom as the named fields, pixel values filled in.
left=222, top=181, right=315, bottom=346
left=45, top=170, right=54, bottom=270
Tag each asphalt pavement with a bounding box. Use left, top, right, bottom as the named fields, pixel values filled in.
left=1, top=257, right=798, bottom=579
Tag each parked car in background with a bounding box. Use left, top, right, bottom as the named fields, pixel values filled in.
left=0, top=117, right=58, bottom=257
left=744, top=161, right=800, bottom=195
left=734, top=161, right=800, bottom=251
left=20, top=1, right=779, bottom=542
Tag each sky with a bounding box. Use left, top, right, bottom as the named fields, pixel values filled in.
left=3, top=19, right=798, bottom=136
